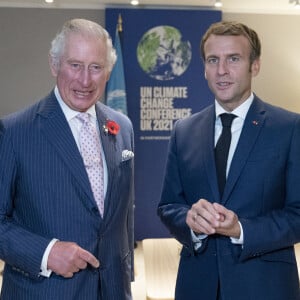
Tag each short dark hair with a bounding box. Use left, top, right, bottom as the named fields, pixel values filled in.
left=200, top=21, right=261, bottom=64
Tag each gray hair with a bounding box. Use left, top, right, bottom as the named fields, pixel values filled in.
left=49, top=18, right=117, bottom=72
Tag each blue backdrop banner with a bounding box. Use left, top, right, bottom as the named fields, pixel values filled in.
left=105, top=8, right=222, bottom=240
left=106, top=27, right=128, bottom=115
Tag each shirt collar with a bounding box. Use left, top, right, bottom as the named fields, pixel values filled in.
left=54, top=86, right=97, bottom=122
left=215, top=93, right=254, bottom=121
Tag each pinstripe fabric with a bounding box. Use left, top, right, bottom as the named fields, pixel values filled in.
left=0, top=91, right=134, bottom=300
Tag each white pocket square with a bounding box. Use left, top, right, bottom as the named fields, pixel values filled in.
left=122, top=150, right=134, bottom=161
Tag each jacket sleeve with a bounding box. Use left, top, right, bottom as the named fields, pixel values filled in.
left=239, top=116, right=300, bottom=262
left=0, top=121, right=50, bottom=279
left=157, top=122, right=195, bottom=254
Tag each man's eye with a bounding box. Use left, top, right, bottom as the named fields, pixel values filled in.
left=229, top=56, right=240, bottom=63
left=206, top=57, right=218, bottom=64
left=70, top=63, right=81, bottom=69
left=89, top=65, right=103, bottom=72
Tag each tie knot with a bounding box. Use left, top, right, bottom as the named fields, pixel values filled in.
left=220, top=113, right=236, bottom=128
left=76, top=112, right=90, bottom=124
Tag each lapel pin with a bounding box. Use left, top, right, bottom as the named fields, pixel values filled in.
left=252, top=120, right=259, bottom=125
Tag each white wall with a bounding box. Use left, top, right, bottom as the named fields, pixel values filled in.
left=0, top=8, right=105, bottom=116
left=224, top=13, right=300, bottom=112
left=0, top=8, right=299, bottom=116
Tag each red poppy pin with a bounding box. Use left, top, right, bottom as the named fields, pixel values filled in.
left=103, top=120, right=120, bottom=135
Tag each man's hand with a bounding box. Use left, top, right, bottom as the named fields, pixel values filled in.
left=47, top=241, right=100, bottom=278
left=186, top=199, right=240, bottom=238
left=213, top=202, right=240, bottom=238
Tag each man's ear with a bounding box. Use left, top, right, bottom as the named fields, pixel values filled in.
left=106, top=71, right=111, bottom=82
left=251, top=58, right=260, bottom=77
left=49, top=54, right=58, bottom=77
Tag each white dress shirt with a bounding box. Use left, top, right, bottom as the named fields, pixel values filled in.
left=215, top=95, right=253, bottom=177
left=192, top=94, right=254, bottom=250
left=54, top=87, right=108, bottom=195
left=40, top=87, right=108, bottom=276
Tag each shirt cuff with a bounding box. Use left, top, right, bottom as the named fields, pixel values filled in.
left=230, top=221, right=244, bottom=245
left=39, top=238, right=59, bottom=277
left=191, top=229, right=208, bottom=251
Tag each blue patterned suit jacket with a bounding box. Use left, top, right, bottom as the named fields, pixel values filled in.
left=0, top=91, right=134, bottom=300
left=158, top=96, right=300, bottom=300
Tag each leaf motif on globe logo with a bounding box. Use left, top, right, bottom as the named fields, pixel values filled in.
left=137, top=25, right=192, bottom=81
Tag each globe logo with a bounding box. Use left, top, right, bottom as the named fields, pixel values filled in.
left=137, top=25, right=192, bottom=81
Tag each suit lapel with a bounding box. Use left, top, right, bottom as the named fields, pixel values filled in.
left=202, top=106, right=221, bottom=202
left=222, top=97, right=266, bottom=204
left=37, top=92, right=96, bottom=209
left=95, top=103, right=121, bottom=219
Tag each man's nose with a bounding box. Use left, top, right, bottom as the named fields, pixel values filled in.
left=217, top=59, right=229, bottom=75
left=79, top=68, right=92, bottom=86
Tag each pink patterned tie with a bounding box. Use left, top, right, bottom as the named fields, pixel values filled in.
left=77, top=112, right=104, bottom=216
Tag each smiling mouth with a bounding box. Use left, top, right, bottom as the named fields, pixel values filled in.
left=217, top=81, right=232, bottom=87
left=74, top=90, right=92, bottom=96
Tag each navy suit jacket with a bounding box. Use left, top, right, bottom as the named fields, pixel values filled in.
left=0, top=91, right=134, bottom=300
left=158, top=96, right=300, bottom=300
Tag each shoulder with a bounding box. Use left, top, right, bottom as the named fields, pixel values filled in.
left=96, top=103, right=133, bottom=146
left=247, top=97, right=300, bottom=147
left=254, top=96, right=300, bottom=124
left=1, top=91, right=56, bottom=130
left=2, top=101, right=43, bottom=131
left=97, top=102, right=133, bottom=130
left=174, top=104, right=214, bottom=131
